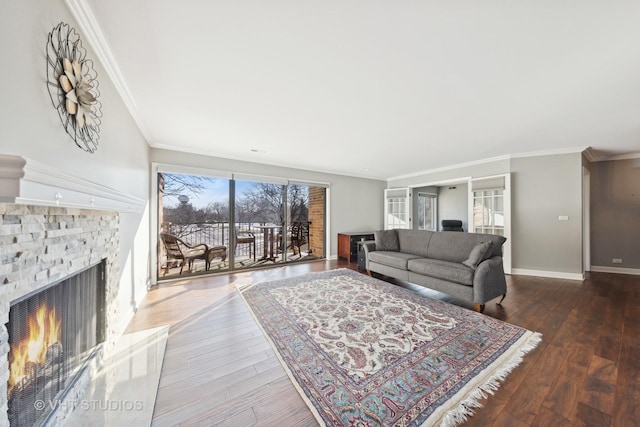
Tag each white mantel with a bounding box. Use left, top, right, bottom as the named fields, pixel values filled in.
left=0, top=155, right=145, bottom=213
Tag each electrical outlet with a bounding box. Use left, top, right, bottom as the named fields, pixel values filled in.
left=612, top=258, right=623, bottom=264
left=558, top=215, right=569, bottom=221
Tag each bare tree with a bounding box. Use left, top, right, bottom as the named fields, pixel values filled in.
left=288, top=185, right=309, bottom=222
left=238, top=183, right=283, bottom=224
left=240, top=183, right=308, bottom=225
left=204, top=201, right=229, bottom=223
left=159, top=173, right=217, bottom=203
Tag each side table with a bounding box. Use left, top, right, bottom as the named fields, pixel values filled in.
left=337, top=232, right=374, bottom=263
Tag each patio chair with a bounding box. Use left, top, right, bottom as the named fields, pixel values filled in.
left=288, top=221, right=308, bottom=256
left=235, top=229, right=256, bottom=261
left=160, top=233, right=209, bottom=275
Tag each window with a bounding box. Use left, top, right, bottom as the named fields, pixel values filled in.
left=472, top=189, right=504, bottom=235
left=469, top=174, right=511, bottom=274
left=417, top=192, right=437, bottom=231
left=384, top=188, right=411, bottom=229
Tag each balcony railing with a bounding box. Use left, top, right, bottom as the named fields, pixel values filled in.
left=160, top=221, right=310, bottom=260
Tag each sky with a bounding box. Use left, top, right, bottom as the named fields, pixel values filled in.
left=162, top=173, right=260, bottom=208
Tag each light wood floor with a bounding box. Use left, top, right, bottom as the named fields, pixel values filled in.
left=124, top=260, right=640, bottom=426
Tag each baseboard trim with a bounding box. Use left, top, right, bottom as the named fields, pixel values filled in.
left=511, top=268, right=584, bottom=281
left=590, top=266, right=640, bottom=276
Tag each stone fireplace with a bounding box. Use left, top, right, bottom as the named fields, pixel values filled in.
left=0, top=204, right=122, bottom=425
left=0, top=150, right=148, bottom=427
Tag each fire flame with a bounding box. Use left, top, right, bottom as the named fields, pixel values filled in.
left=8, top=304, right=62, bottom=397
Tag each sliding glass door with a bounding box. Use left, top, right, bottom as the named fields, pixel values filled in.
left=156, top=169, right=326, bottom=280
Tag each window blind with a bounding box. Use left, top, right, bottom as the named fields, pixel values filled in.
left=471, top=177, right=505, bottom=191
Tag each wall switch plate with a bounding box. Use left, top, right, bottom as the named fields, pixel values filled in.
left=612, top=258, right=623, bottom=264
left=558, top=215, right=569, bottom=221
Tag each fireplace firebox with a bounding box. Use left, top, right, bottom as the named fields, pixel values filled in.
left=7, top=261, right=106, bottom=426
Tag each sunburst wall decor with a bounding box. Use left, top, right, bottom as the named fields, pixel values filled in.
left=46, top=22, right=102, bottom=153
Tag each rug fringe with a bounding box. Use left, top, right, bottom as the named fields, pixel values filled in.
left=439, top=331, right=542, bottom=427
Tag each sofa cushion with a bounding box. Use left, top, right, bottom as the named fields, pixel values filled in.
left=426, top=232, right=506, bottom=263
left=462, top=241, right=493, bottom=270
left=374, top=229, right=400, bottom=251
left=407, top=258, right=474, bottom=286
left=368, top=251, right=422, bottom=270
left=396, top=229, right=432, bottom=257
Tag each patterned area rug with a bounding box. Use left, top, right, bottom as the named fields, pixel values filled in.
left=238, top=269, right=541, bottom=427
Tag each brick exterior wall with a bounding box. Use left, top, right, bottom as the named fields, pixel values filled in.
left=0, top=204, right=121, bottom=425
left=307, top=187, right=325, bottom=257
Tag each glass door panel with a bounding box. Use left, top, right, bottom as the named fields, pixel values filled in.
left=234, top=180, right=286, bottom=266
left=417, top=192, right=437, bottom=231
left=287, top=185, right=325, bottom=260
left=157, top=172, right=230, bottom=279
left=384, top=188, right=411, bottom=229
left=472, top=189, right=504, bottom=235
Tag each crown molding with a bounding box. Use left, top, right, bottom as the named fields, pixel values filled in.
left=387, top=154, right=512, bottom=182
left=508, top=146, right=590, bottom=159
left=595, top=152, right=640, bottom=161
left=65, top=0, right=153, bottom=144
left=582, top=146, right=640, bottom=162
left=387, top=147, right=589, bottom=182
left=582, top=147, right=598, bottom=162
left=0, top=155, right=146, bottom=212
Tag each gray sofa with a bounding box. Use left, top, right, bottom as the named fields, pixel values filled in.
left=362, top=229, right=507, bottom=312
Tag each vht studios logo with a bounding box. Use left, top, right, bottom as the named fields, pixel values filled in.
left=34, top=399, right=144, bottom=411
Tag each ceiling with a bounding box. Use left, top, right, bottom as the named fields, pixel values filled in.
left=79, top=0, right=640, bottom=180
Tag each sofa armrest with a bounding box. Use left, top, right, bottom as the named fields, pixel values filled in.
left=472, top=256, right=507, bottom=304
left=361, top=240, right=376, bottom=270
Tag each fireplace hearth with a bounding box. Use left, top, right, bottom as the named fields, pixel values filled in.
left=8, top=262, right=105, bottom=426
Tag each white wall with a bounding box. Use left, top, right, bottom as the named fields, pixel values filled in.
left=0, top=0, right=151, bottom=333
left=151, top=148, right=387, bottom=259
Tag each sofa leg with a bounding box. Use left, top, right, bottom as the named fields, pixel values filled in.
left=473, top=303, right=485, bottom=313
left=366, top=270, right=372, bottom=276
left=497, top=293, right=506, bottom=305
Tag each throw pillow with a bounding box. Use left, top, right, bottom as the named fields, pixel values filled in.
left=374, top=229, right=400, bottom=251
left=463, top=241, right=493, bottom=269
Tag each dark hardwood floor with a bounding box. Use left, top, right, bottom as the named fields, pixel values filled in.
left=125, top=260, right=640, bottom=426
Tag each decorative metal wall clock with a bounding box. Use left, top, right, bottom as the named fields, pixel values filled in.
left=46, top=22, right=102, bottom=153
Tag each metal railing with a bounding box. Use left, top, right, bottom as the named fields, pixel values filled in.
left=161, top=221, right=311, bottom=260
left=161, top=221, right=269, bottom=258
